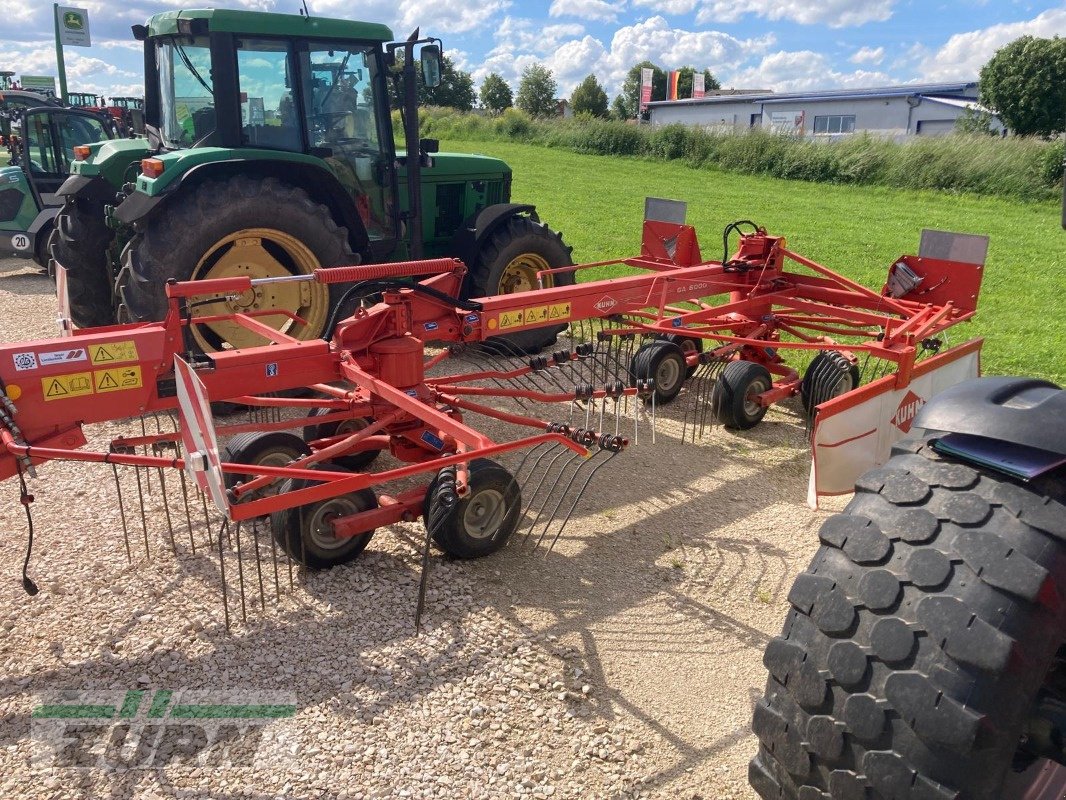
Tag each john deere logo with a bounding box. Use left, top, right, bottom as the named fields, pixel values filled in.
left=63, top=11, right=84, bottom=30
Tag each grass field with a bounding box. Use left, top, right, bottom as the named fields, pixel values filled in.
left=445, top=139, right=1066, bottom=385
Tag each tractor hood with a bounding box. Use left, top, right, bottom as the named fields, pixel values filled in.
left=68, top=137, right=153, bottom=189
left=398, top=151, right=511, bottom=183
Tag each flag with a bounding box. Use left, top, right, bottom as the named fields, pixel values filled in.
left=693, top=73, right=705, bottom=99
left=639, top=67, right=653, bottom=113
left=667, top=71, right=679, bottom=101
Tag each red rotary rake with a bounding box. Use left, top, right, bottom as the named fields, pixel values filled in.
left=0, top=203, right=986, bottom=627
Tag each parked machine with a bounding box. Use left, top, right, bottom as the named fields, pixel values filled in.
left=52, top=8, right=575, bottom=354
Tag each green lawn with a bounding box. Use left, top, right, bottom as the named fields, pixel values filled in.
left=445, top=139, right=1066, bottom=385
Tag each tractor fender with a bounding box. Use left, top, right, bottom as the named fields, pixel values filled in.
left=112, top=159, right=371, bottom=257
left=55, top=173, right=119, bottom=206
left=450, top=203, right=539, bottom=269
left=914, top=376, right=1066, bottom=456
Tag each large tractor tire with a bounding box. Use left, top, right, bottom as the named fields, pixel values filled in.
left=50, top=195, right=115, bottom=328
left=751, top=433, right=1066, bottom=800
left=468, top=216, right=575, bottom=353
left=117, top=176, right=354, bottom=353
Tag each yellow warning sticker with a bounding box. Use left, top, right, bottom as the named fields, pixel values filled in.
left=89, top=340, right=139, bottom=365
left=94, top=366, right=142, bottom=393
left=523, top=305, right=549, bottom=326
left=548, top=302, right=571, bottom=321
left=498, top=310, right=526, bottom=330
left=41, top=372, right=94, bottom=401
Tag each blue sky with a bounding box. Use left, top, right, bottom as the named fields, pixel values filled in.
left=1, top=1, right=1063, bottom=100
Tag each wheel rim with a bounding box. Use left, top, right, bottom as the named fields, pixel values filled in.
left=251, top=449, right=301, bottom=499
left=306, top=494, right=366, bottom=551
left=499, top=253, right=552, bottom=294
left=190, top=227, right=329, bottom=352
left=462, top=488, right=507, bottom=539
left=744, top=378, right=770, bottom=418
left=656, top=356, right=683, bottom=394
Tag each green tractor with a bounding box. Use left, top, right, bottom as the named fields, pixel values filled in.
left=0, top=93, right=112, bottom=268
left=55, top=8, right=574, bottom=353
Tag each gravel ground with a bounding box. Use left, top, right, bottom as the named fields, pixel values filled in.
left=0, top=256, right=837, bottom=799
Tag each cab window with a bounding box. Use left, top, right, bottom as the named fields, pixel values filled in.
left=237, top=38, right=301, bottom=151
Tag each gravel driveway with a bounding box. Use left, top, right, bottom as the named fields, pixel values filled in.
left=0, top=256, right=830, bottom=799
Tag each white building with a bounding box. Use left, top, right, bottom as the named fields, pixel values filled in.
left=646, top=82, right=1005, bottom=138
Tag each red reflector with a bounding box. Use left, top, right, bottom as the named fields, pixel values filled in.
left=73, top=145, right=91, bottom=161
left=141, top=158, right=165, bottom=178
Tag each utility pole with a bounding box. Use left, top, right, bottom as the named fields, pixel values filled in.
left=53, top=3, right=68, bottom=102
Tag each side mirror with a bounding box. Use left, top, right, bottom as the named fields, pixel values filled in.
left=419, top=137, right=439, bottom=154
left=421, top=45, right=442, bottom=88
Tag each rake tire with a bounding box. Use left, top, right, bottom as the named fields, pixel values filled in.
left=270, top=463, right=377, bottom=569
left=710, top=360, right=772, bottom=429
left=424, top=459, right=522, bottom=559
left=659, top=333, right=703, bottom=379
left=222, top=432, right=311, bottom=496
left=302, top=407, right=381, bottom=471
left=631, top=339, right=687, bottom=405
left=750, top=433, right=1066, bottom=800
left=801, top=349, right=860, bottom=414
left=469, top=216, right=575, bottom=354
left=51, top=195, right=115, bottom=328
left=116, top=176, right=353, bottom=352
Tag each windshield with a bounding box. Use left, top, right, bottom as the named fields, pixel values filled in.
left=156, top=37, right=213, bottom=148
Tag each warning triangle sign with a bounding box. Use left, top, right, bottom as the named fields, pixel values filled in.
left=94, top=346, right=114, bottom=363
left=46, top=379, right=68, bottom=398
left=98, top=372, right=119, bottom=390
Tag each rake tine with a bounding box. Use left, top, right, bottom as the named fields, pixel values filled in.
left=200, top=489, right=213, bottom=548
left=154, top=461, right=177, bottom=557
left=546, top=449, right=620, bottom=555
left=532, top=449, right=591, bottom=550
left=218, top=519, right=231, bottom=632
left=139, top=417, right=152, bottom=494
left=251, top=520, right=266, bottom=612
left=268, top=519, right=281, bottom=603
left=234, top=520, right=247, bottom=625
left=526, top=449, right=583, bottom=548
left=517, top=444, right=567, bottom=543
left=286, top=545, right=295, bottom=592
left=177, top=469, right=196, bottom=554
left=511, top=441, right=551, bottom=485
left=111, top=464, right=132, bottom=564
left=417, top=467, right=456, bottom=632
left=133, top=466, right=151, bottom=560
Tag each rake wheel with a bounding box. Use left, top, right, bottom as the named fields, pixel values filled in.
left=658, top=333, right=703, bottom=379
left=631, top=339, right=687, bottom=405
left=302, top=407, right=382, bottom=471
left=800, top=349, right=859, bottom=413
left=424, top=459, right=522, bottom=559
left=270, top=464, right=377, bottom=569
left=223, top=431, right=311, bottom=495
left=710, top=360, right=772, bottom=430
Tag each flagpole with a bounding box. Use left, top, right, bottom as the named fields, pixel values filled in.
left=53, top=3, right=68, bottom=102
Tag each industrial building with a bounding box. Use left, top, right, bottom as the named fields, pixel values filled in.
left=645, top=82, right=1004, bottom=138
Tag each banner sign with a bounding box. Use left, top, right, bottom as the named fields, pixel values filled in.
left=639, top=67, right=653, bottom=112
left=20, top=75, right=57, bottom=94
left=693, top=73, right=705, bottom=99
left=667, top=70, right=679, bottom=101
left=57, top=7, right=91, bottom=47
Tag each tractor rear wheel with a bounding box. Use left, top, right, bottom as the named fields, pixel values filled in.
left=469, top=216, right=575, bottom=353
left=751, top=433, right=1066, bottom=800
left=117, top=176, right=354, bottom=353
left=50, top=195, right=114, bottom=328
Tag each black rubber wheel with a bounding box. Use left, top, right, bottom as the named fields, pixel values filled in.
left=424, top=459, right=522, bottom=559
left=302, top=407, right=381, bottom=471
left=659, top=333, right=703, bottom=379
left=269, top=463, right=377, bottom=569
left=750, top=433, right=1066, bottom=800
left=801, top=349, right=859, bottom=413
left=222, top=431, right=311, bottom=497
left=116, top=176, right=354, bottom=353
left=469, top=216, right=575, bottom=353
left=51, top=195, right=115, bottom=328
left=630, top=339, right=687, bottom=405
left=32, top=224, right=52, bottom=273
left=710, top=360, right=772, bottom=429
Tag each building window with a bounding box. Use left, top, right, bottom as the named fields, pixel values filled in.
left=813, top=114, right=856, bottom=134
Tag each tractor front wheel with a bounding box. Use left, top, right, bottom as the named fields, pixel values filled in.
left=117, top=176, right=354, bottom=353
left=469, top=216, right=575, bottom=353
left=51, top=195, right=115, bottom=328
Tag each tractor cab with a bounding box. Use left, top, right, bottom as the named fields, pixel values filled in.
left=66, top=92, right=102, bottom=110
left=0, top=106, right=112, bottom=264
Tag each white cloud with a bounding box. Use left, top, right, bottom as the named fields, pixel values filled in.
left=850, top=46, right=884, bottom=65
left=695, top=0, right=895, bottom=28
left=724, top=50, right=894, bottom=92
left=911, top=7, right=1066, bottom=81
left=548, top=0, right=621, bottom=23
left=631, top=0, right=699, bottom=13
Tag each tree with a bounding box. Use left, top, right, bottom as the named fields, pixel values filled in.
left=954, top=107, right=999, bottom=136
left=388, top=54, right=476, bottom=111
left=516, top=63, right=558, bottom=118
left=570, top=74, right=609, bottom=117
left=618, top=61, right=666, bottom=119
left=676, top=66, right=721, bottom=98
left=610, top=94, right=628, bottom=121
left=979, top=35, right=1066, bottom=137
left=479, top=72, right=513, bottom=115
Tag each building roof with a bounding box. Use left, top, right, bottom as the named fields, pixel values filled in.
left=646, top=82, right=978, bottom=108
